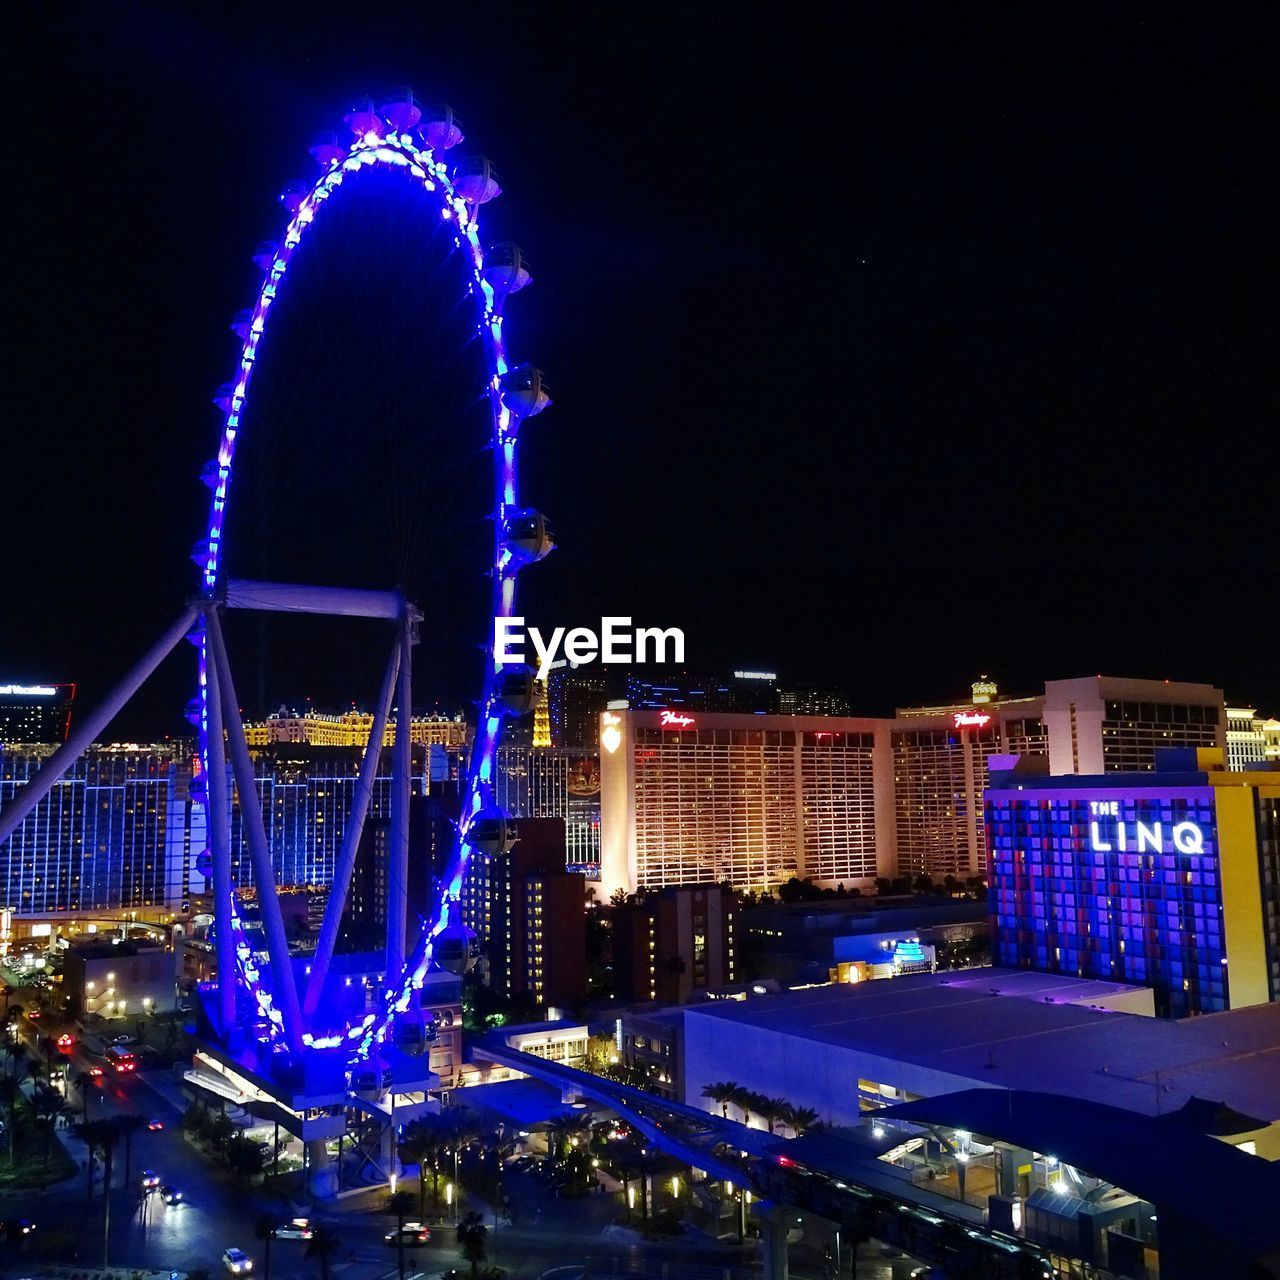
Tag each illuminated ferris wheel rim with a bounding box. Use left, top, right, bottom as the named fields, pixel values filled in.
left=194, top=92, right=553, bottom=1064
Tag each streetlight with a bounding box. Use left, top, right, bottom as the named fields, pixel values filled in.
left=446, top=1181, right=454, bottom=1222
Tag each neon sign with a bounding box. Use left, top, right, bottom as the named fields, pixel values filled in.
left=601, top=711, right=622, bottom=755
left=1087, top=801, right=1205, bottom=855
left=659, top=710, right=695, bottom=728
left=733, top=670, right=776, bottom=681
left=953, top=711, right=991, bottom=728
left=0, top=685, right=57, bottom=697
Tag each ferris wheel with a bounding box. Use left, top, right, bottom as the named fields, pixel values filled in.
left=194, top=91, right=555, bottom=1067
left=0, top=89, right=555, bottom=1080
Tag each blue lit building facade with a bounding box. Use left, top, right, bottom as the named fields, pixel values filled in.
left=986, top=750, right=1279, bottom=1017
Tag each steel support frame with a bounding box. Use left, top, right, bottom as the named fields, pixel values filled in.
left=304, top=627, right=402, bottom=1017
left=205, top=607, right=305, bottom=1051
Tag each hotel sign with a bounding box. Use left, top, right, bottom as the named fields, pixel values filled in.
left=1087, top=800, right=1205, bottom=855
left=953, top=711, right=991, bottom=728
left=659, top=710, right=695, bottom=728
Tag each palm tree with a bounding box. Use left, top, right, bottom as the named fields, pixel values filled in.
left=72, top=1118, right=119, bottom=1265
left=781, top=1104, right=822, bottom=1137
left=386, top=1189, right=415, bottom=1280
left=701, top=1081, right=740, bottom=1119
left=74, top=1069, right=97, bottom=1121
left=456, top=1210, right=488, bottom=1280
left=398, top=1125, right=432, bottom=1219
left=116, top=1113, right=147, bottom=1190
left=728, top=1084, right=755, bottom=1128
left=304, top=1222, right=342, bottom=1280
left=0, top=1076, right=21, bottom=1165
left=254, top=1213, right=277, bottom=1280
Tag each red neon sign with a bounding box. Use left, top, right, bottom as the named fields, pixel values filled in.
left=953, top=711, right=991, bottom=728
left=659, top=710, right=695, bottom=728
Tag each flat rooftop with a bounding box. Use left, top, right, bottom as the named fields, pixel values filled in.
left=683, top=969, right=1280, bottom=1121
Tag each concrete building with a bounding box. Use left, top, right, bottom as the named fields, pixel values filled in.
left=0, top=682, right=75, bottom=745
left=495, top=745, right=601, bottom=874
left=63, top=938, right=178, bottom=1020
left=614, top=883, right=737, bottom=1004
left=476, top=817, right=586, bottom=1011
left=1227, top=705, right=1271, bottom=771
left=242, top=707, right=468, bottom=749
left=678, top=972, right=1276, bottom=1153
left=600, top=709, right=895, bottom=895
left=986, top=747, right=1280, bottom=1016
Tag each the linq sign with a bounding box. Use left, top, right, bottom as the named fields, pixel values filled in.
left=1087, top=800, right=1206, bottom=855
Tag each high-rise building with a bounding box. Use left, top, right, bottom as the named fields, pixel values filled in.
left=1040, top=676, right=1225, bottom=775
left=1226, top=706, right=1269, bottom=772
left=242, top=707, right=469, bottom=749
left=624, top=670, right=777, bottom=716
left=600, top=709, right=895, bottom=895
left=613, top=883, right=737, bottom=1003
left=776, top=687, right=851, bottom=717
left=547, top=667, right=609, bottom=750
left=986, top=748, right=1280, bottom=1017
left=476, top=817, right=585, bottom=1009
left=1, top=743, right=189, bottom=913
left=495, top=745, right=600, bottom=874
left=0, top=683, right=75, bottom=745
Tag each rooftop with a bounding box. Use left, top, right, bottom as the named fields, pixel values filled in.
left=683, top=970, right=1280, bottom=1121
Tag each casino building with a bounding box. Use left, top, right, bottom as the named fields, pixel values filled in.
left=0, top=682, right=75, bottom=745
left=599, top=708, right=896, bottom=895
left=986, top=748, right=1280, bottom=1017
left=601, top=676, right=1236, bottom=895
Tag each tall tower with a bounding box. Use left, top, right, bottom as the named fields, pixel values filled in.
left=532, top=675, right=552, bottom=748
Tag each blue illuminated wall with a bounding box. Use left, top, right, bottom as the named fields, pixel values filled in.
left=985, top=784, right=1225, bottom=1017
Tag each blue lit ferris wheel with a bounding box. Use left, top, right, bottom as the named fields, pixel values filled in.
left=192, top=90, right=556, bottom=1067
left=0, top=89, right=555, bottom=1080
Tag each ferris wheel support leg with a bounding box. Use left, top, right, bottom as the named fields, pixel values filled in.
left=304, top=629, right=402, bottom=1019
left=202, top=619, right=238, bottom=1037
left=0, top=608, right=198, bottom=846
left=386, top=617, right=414, bottom=983
left=205, top=608, right=305, bottom=1054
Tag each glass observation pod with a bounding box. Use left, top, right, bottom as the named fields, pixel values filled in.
left=503, top=510, right=556, bottom=563
left=452, top=155, right=502, bottom=205
left=433, top=923, right=481, bottom=976
left=468, top=811, right=518, bottom=857
left=379, top=87, right=424, bottom=131
left=483, top=243, right=533, bottom=296
left=498, top=364, right=552, bottom=418
left=419, top=104, right=465, bottom=151
left=495, top=666, right=539, bottom=715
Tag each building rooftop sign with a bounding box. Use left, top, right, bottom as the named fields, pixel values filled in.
left=659, top=710, right=696, bottom=729
left=0, top=685, right=58, bottom=696
left=953, top=711, right=991, bottom=728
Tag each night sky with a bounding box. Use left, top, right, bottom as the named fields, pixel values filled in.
left=7, top=5, right=1277, bottom=738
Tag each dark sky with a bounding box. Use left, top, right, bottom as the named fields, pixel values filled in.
left=7, top=4, right=1277, bottom=738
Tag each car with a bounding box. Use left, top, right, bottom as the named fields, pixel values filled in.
left=384, top=1221, right=431, bottom=1245
left=56, top=1032, right=75, bottom=1054
left=223, top=1247, right=254, bottom=1274
left=160, top=1185, right=182, bottom=1204
left=274, top=1217, right=314, bottom=1240
left=140, top=1169, right=160, bottom=1191
left=25, top=1009, right=40, bottom=1021
left=110, top=1033, right=135, bottom=1046
left=148, top=1118, right=165, bottom=1131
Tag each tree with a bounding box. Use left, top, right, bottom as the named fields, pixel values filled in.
left=74, top=1069, right=98, bottom=1122
left=752, top=1095, right=785, bottom=1135
left=701, top=1081, right=740, bottom=1119
left=780, top=1104, right=822, bottom=1136
left=0, top=1076, right=21, bottom=1166
left=226, top=1132, right=265, bottom=1180
left=72, top=1118, right=120, bottom=1265
left=305, top=1222, right=342, bottom=1279
left=116, top=1113, right=147, bottom=1190
left=254, top=1214, right=277, bottom=1280
left=398, top=1125, right=432, bottom=1219
left=386, top=1189, right=416, bottom=1280
left=456, top=1210, right=488, bottom=1280
left=728, top=1084, right=755, bottom=1128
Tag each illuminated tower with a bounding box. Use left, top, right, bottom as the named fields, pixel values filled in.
left=532, top=675, right=552, bottom=748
